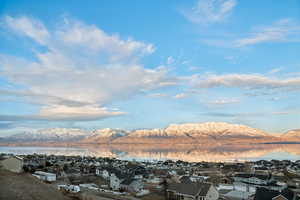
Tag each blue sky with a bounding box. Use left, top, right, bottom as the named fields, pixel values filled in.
left=0, top=0, right=300, bottom=136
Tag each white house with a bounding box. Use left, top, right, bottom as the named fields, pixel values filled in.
left=101, top=169, right=110, bottom=179
left=110, top=173, right=122, bottom=190
left=96, top=168, right=110, bottom=180
left=33, top=171, right=56, bottom=182
left=146, top=177, right=162, bottom=184
left=58, top=185, right=80, bottom=193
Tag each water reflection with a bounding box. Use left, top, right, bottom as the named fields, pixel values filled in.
left=1, top=144, right=300, bottom=162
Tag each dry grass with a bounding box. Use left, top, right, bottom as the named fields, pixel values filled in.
left=0, top=169, right=72, bottom=200
left=140, top=193, right=165, bottom=200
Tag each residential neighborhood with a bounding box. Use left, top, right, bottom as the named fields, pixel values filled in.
left=1, top=153, right=300, bottom=200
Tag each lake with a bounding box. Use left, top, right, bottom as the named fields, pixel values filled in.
left=1, top=143, right=300, bottom=162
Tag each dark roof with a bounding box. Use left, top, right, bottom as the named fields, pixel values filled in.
left=103, top=167, right=120, bottom=175
left=167, top=182, right=211, bottom=197
left=180, top=176, right=193, bottom=184
left=66, top=168, right=80, bottom=174
left=112, top=170, right=133, bottom=180
left=254, top=167, right=269, bottom=170
left=234, top=173, right=270, bottom=180
left=254, top=187, right=295, bottom=200
left=121, top=177, right=135, bottom=185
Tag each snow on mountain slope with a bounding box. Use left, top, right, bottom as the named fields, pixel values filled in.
left=91, top=128, right=128, bottom=138
left=8, top=128, right=89, bottom=142
left=129, top=128, right=167, bottom=137
left=82, top=128, right=129, bottom=143
left=3, top=122, right=273, bottom=143
left=282, top=129, right=300, bottom=138
left=128, top=122, right=269, bottom=138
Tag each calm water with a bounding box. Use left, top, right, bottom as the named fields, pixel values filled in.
left=1, top=144, right=300, bottom=162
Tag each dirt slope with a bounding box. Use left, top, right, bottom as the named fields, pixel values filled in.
left=0, top=170, right=71, bottom=200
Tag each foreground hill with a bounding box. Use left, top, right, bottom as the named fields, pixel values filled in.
left=0, top=170, right=71, bottom=200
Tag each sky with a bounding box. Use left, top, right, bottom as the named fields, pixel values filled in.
left=0, top=0, right=300, bottom=136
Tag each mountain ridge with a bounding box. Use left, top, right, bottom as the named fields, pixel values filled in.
left=2, top=122, right=299, bottom=144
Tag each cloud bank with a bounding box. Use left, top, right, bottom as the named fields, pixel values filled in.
left=0, top=16, right=174, bottom=121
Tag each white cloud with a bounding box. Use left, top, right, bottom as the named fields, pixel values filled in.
left=148, top=93, right=168, bottom=98
left=201, top=19, right=300, bottom=48
left=167, top=56, right=175, bottom=65
left=0, top=16, right=175, bottom=121
left=58, top=19, right=155, bottom=62
left=182, top=0, right=237, bottom=25
left=190, top=73, right=300, bottom=90
left=208, top=98, right=240, bottom=105
left=234, top=19, right=300, bottom=47
left=268, top=67, right=283, bottom=74
left=39, top=105, right=125, bottom=120
left=174, top=93, right=187, bottom=99
left=5, top=16, right=50, bottom=45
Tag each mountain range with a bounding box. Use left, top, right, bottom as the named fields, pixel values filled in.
left=1, top=122, right=299, bottom=145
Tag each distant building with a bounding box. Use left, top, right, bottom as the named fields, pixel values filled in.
left=233, top=173, right=273, bottom=185
left=0, top=156, right=23, bottom=173
left=33, top=171, right=56, bottom=182
left=57, top=184, right=80, bottom=193
left=120, top=177, right=143, bottom=192
left=96, top=168, right=110, bottom=179
left=167, top=182, right=219, bottom=200
left=110, top=173, right=124, bottom=190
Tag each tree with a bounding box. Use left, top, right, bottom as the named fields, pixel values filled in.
left=63, top=164, right=69, bottom=172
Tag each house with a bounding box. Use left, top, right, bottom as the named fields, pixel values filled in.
left=167, top=182, right=219, bottom=200
left=190, top=176, right=208, bottom=182
left=0, top=156, right=23, bottom=173
left=64, top=168, right=81, bottom=177
left=221, top=163, right=245, bottom=172
left=100, top=169, right=111, bottom=179
left=33, top=171, right=56, bottom=182
left=110, top=172, right=124, bottom=190
left=252, top=165, right=269, bottom=173
left=146, top=176, right=162, bottom=184
left=120, top=177, right=144, bottom=192
left=180, top=175, right=193, bottom=183
left=254, top=187, right=299, bottom=200
left=233, top=173, right=273, bottom=185
left=222, top=190, right=254, bottom=200
left=96, top=167, right=118, bottom=180
left=58, top=184, right=80, bottom=193
left=95, top=167, right=101, bottom=176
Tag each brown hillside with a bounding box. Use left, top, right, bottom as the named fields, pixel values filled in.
left=0, top=170, right=71, bottom=200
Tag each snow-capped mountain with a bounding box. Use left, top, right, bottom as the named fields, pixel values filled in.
left=91, top=128, right=128, bottom=138
left=281, top=129, right=300, bottom=138
left=6, top=128, right=90, bottom=142
left=127, top=122, right=269, bottom=138
left=82, top=128, right=129, bottom=143
left=2, top=122, right=280, bottom=144
left=129, top=128, right=167, bottom=137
